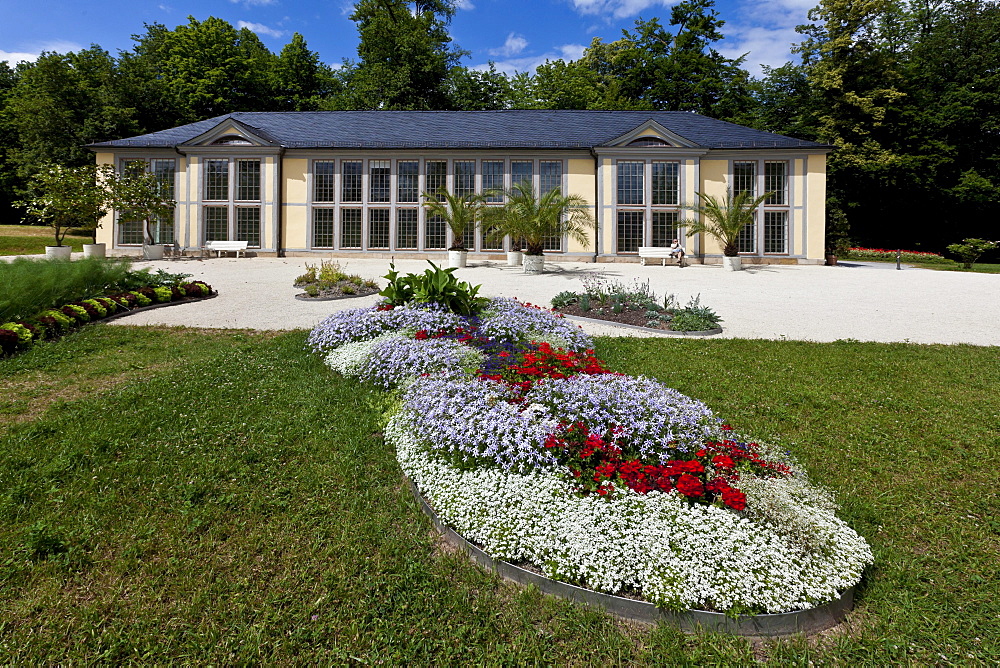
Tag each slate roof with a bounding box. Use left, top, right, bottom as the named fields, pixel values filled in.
left=88, top=110, right=828, bottom=151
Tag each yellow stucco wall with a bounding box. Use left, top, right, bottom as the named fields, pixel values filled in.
left=806, top=153, right=827, bottom=259
left=94, top=152, right=115, bottom=246
left=566, top=158, right=597, bottom=253
left=282, top=158, right=308, bottom=249
left=698, top=159, right=729, bottom=255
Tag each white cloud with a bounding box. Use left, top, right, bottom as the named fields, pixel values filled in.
left=568, top=0, right=676, bottom=20
left=0, top=40, right=84, bottom=65
left=236, top=21, right=288, bottom=38
left=455, top=0, right=476, bottom=9
left=719, top=0, right=815, bottom=77
left=0, top=50, right=38, bottom=65
left=230, top=0, right=277, bottom=7
left=719, top=25, right=801, bottom=77
left=488, top=33, right=529, bottom=57
left=557, top=43, right=587, bottom=60
left=473, top=43, right=588, bottom=76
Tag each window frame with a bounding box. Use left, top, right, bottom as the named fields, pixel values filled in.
left=613, top=158, right=682, bottom=254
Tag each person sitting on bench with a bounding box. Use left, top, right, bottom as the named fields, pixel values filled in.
left=668, top=239, right=686, bottom=264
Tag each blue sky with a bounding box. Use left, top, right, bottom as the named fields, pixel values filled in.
left=0, top=0, right=816, bottom=78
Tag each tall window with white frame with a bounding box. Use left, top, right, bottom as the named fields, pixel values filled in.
left=481, top=159, right=505, bottom=250
left=312, top=160, right=336, bottom=248
left=763, top=161, right=789, bottom=254
left=733, top=160, right=757, bottom=254
left=424, top=160, right=448, bottom=250
left=616, top=159, right=680, bottom=253
left=119, top=158, right=176, bottom=246
left=539, top=160, right=564, bottom=251
left=202, top=158, right=262, bottom=248
left=396, top=160, right=419, bottom=250
left=732, top=160, right=789, bottom=255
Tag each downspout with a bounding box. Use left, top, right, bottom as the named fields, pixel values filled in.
left=590, top=147, right=600, bottom=261
left=174, top=146, right=188, bottom=251
left=275, top=148, right=285, bottom=257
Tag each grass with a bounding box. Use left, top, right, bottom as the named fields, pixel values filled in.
left=0, top=224, right=93, bottom=256
left=1, top=327, right=998, bottom=663
left=849, top=256, right=1000, bottom=273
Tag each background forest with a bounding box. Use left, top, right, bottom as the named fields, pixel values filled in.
left=0, top=0, right=997, bottom=253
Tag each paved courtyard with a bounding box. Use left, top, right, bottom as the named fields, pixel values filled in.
left=95, top=255, right=1000, bottom=346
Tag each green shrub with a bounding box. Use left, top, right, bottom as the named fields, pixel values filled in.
left=550, top=291, right=579, bottom=309
left=945, top=238, right=998, bottom=269
left=669, top=295, right=722, bottom=332
left=130, top=291, right=153, bottom=307
left=153, top=287, right=173, bottom=303
left=0, top=322, right=34, bottom=346
left=82, top=299, right=107, bottom=318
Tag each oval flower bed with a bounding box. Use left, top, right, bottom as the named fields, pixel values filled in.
left=0, top=280, right=214, bottom=358
left=309, top=297, right=872, bottom=622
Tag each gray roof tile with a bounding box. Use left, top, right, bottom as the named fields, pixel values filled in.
left=88, top=110, right=828, bottom=150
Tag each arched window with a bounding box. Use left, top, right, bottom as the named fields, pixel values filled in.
left=211, top=135, right=253, bottom=146
left=627, top=136, right=672, bottom=147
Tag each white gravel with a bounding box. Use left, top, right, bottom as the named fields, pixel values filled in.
left=104, top=255, right=1000, bottom=346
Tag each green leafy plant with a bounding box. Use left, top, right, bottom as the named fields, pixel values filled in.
left=682, top=189, right=772, bottom=257
left=378, top=261, right=487, bottom=316
left=669, top=295, right=722, bottom=332
left=550, top=291, right=579, bottom=309
left=945, top=238, right=998, bottom=269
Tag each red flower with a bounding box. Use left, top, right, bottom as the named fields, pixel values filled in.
left=675, top=474, right=705, bottom=498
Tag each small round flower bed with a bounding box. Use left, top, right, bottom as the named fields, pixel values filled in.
left=308, top=270, right=871, bottom=629
left=293, top=260, right=380, bottom=300
left=550, top=276, right=722, bottom=333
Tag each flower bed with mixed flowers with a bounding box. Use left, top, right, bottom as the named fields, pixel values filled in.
left=309, top=277, right=872, bottom=616
left=845, top=247, right=949, bottom=264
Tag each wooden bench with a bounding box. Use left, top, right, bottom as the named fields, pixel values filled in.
left=639, top=246, right=687, bottom=267
left=204, top=240, right=249, bottom=258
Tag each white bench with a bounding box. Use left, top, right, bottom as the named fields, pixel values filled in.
left=204, top=240, right=249, bottom=258
left=639, top=246, right=687, bottom=267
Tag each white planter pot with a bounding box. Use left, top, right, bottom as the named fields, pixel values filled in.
left=506, top=250, right=523, bottom=267
left=143, top=244, right=165, bottom=260
left=83, top=243, right=106, bottom=259
left=45, top=245, right=72, bottom=260
left=448, top=249, right=468, bottom=268
left=722, top=256, right=743, bottom=272
left=522, top=254, right=545, bottom=274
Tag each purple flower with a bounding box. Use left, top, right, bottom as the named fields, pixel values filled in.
left=525, top=375, right=720, bottom=459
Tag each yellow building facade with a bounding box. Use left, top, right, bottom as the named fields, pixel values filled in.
left=91, top=111, right=830, bottom=264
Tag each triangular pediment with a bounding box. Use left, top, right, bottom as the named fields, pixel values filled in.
left=601, top=120, right=699, bottom=149
left=179, top=117, right=280, bottom=148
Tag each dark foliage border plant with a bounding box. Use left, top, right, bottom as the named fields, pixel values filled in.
left=0, top=279, right=213, bottom=358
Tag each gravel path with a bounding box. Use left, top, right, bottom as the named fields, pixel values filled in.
left=101, top=256, right=999, bottom=346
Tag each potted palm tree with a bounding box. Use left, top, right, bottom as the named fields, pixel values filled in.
left=422, top=187, right=488, bottom=268
left=483, top=182, right=593, bottom=274
left=683, top=189, right=771, bottom=271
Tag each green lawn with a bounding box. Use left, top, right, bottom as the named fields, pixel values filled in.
left=1, top=327, right=997, bottom=663
left=847, top=256, right=1000, bottom=273
left=0, top=224, right=93, bottom=256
